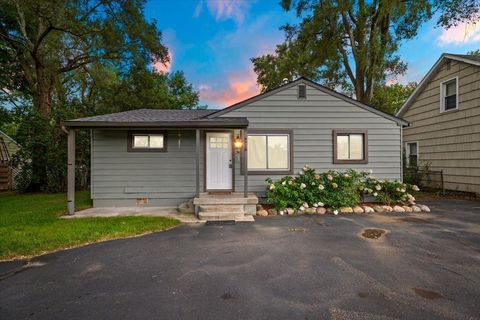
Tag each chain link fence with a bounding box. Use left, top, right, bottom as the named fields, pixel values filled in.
left=404, top=167, right=444, bottom=194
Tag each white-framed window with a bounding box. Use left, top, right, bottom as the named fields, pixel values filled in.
left=247, top=132, right=292, bottom=173
left=405, top=141, right=418, bottom=167
left=129, top=132, right=166, bottom=151
left=440, top=77, right=458, bottom=112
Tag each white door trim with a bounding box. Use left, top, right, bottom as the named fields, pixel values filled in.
left=205, top=132, right=233, bottom=191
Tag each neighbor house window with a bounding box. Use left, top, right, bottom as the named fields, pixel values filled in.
left=441, top=77, right=458, bottom=112
left=246, top=131, right=293, bottom=174
left=405, top=142, right=418, bottom=167
left=128, top=132, right=166, bottom=152
left=298, top=84, right=307, bottom=99
left=333, top=130, right=368, bottom=164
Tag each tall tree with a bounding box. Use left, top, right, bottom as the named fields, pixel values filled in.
left=370, top=82, right=417, bottom=115
left=0, top=0, right=169, bottom=190
left=252, top=0, right=480, bottom=103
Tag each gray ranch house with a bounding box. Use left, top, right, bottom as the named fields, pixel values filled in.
left=63, top=78, right=408, bottom=219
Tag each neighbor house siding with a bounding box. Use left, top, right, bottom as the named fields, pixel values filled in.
left=402, top=60, right=480, bottom=194
left=222, top=83, right=402, bottom=196
left=91, top=130, right=204, bottom=207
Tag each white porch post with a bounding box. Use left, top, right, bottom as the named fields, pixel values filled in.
left=67, top=128, right=75, bottom=215
left=243, top=129, right=248, bottom=198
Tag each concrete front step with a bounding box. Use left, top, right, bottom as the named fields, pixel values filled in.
left=199, top=204, right=244, bottom=213
left=198, top=211, right=244, bottom=221
left=193, top=193, right=258, bottom=205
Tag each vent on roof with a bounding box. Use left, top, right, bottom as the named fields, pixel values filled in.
left=298, top=84, right=307, bottom=99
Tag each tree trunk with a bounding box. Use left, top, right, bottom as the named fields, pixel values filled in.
left=28, top=64, right=53, bottom=191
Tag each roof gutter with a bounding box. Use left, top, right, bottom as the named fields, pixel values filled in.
left=61, top=119, right=249, bottom=129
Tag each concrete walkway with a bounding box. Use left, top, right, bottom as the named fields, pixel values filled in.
left=62, top=207, right=255, bottom=223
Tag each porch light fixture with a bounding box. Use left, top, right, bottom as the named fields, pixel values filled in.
left=234, top=135, right=243, bottom=149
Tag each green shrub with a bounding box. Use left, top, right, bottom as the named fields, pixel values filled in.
left=265, top=166, right=420, bottom=210
left=265, top=166, right=368, bottom=210
left=363, top=175, right=419, bottom=205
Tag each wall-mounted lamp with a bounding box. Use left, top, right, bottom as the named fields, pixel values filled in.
left=234, top=135, right=243, bottom=149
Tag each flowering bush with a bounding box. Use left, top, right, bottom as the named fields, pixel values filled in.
left=265, top=165, right=368, bottom=210
left=265, top=166, right=420, bottom=211
left=363, top=175, right=419, bottom=205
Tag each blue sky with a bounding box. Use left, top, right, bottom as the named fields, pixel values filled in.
left=146, top=0, right=480, bottom=108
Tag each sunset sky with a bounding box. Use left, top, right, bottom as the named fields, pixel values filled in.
left=146, top=0, right=480, bottom=109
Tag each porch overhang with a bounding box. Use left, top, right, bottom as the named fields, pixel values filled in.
left=61, top=117, right=249, bottom=129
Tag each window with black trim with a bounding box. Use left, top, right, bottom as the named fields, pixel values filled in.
left=333, top=130, right=368, bottom=164
left=128, top=132, right=166, bottom=152
left=246, top=132, right=292, bottom=174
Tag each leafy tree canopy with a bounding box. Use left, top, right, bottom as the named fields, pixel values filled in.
left=370, top=82, right=417, bottom=115
left=252, top=0, right=480, bottom=103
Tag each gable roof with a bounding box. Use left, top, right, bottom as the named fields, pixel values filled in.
left=396, top=53, right=480, bottom=117
left=63, top=108, right=248, bottom=128
left=206, top=77, right=408, bottom=126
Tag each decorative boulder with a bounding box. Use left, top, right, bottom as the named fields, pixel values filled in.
left=316, top=207, right=327, bottom=214
left=340, top=207, right=354, bottom=214
left=411, top=205, right=422, bottom=213
left=373, top=205, right=385, bottom=213
left=178, top=199, right=195, bottom=214
left=286, top=208, right=295, bottom=215
left=418, top=204, right=431, bottom=213
left=362, top=206, right=375, bottom=213
left=402, top=206, right=413, bottom=213
left=267, top=208, right=278, bottom=216
left=353, top=206, right=364, bottom=214
left=257, top=209, right=268, bottom=216
left=393, top=205, right=405, bottom=213
left=326, top=207, right=333, bottom=214
left=256, top=204, right=263, bottom=210
left=382, top=205, right=393, bottom=212
left=305, top=208, right=316, bottom=214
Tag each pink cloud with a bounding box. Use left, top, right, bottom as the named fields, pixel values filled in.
left=199, top=71, right=260, bottom=107
left=437, top=21, right=480, bottom=46
left=152, top=50, right=173, bottom=74
left=194, top=0, right=251, bottom=23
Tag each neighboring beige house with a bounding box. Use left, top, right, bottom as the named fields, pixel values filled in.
left=397, top=53, right=480, bottom=195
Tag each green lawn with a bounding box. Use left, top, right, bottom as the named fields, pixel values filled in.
left=0, top=191, right=180, bottom=261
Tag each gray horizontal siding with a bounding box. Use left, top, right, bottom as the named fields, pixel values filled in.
left=222, top=83, right=402, bottom=195
left=91, top=130, right=203, bottom=207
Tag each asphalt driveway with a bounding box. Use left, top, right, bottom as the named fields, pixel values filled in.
left=1, top=199, right=480, bottom=320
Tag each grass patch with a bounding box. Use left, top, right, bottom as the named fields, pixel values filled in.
left=0, top=191, right=180, bottom=260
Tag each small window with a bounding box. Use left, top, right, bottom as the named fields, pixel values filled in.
left=405, top=142, right=418, bottom=167
left=246, top=131, right=293, bottom=174
left=128, top=132, right=166, bottom=152
left=333, top=130, right=368, bottom=164
left=298, top=84, right=307, bottom=99
left=441, top=78, right=458, bottom=112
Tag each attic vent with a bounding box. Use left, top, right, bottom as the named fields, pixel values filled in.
left=298, top=84, right=307, bottom=99
left=446, top=60, right=451, bottom=70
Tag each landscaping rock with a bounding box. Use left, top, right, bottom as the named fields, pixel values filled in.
left=411, top=205, right=422, bottom=213
left=362, top=206, right=375, bottom=213
left=316, top=207, right=327, bottom=214
left=257, top=209, right=268, bottom=216
left=267, top=208, right=278, bottom=216
left=353, top=206, right=364, bottom=214
left=373, top=205, right=385, bottom=213
left=305, top=208, right=316, bottom=214
left=393, top=205, right=405, bottom=213
left=286, top=208, right=295, bottom=215
left=256, top=204, right=263, bottom=210
left=418, top=204, right=431, bottom=213
left=178, top=199, right=195, bottom=214
left=340, top=207, right=353, bottom=214
left=402, top=206, right=413, bottom=213
left=326, top=207, right=333, bottom=214
left=382, top=205, right=393, bottom=212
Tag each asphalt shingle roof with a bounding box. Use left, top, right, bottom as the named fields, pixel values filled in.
left=70, top=108, right=216, bottom=122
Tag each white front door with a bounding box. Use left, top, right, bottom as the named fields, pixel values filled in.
left=206, top=132, right=233, bottom=190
